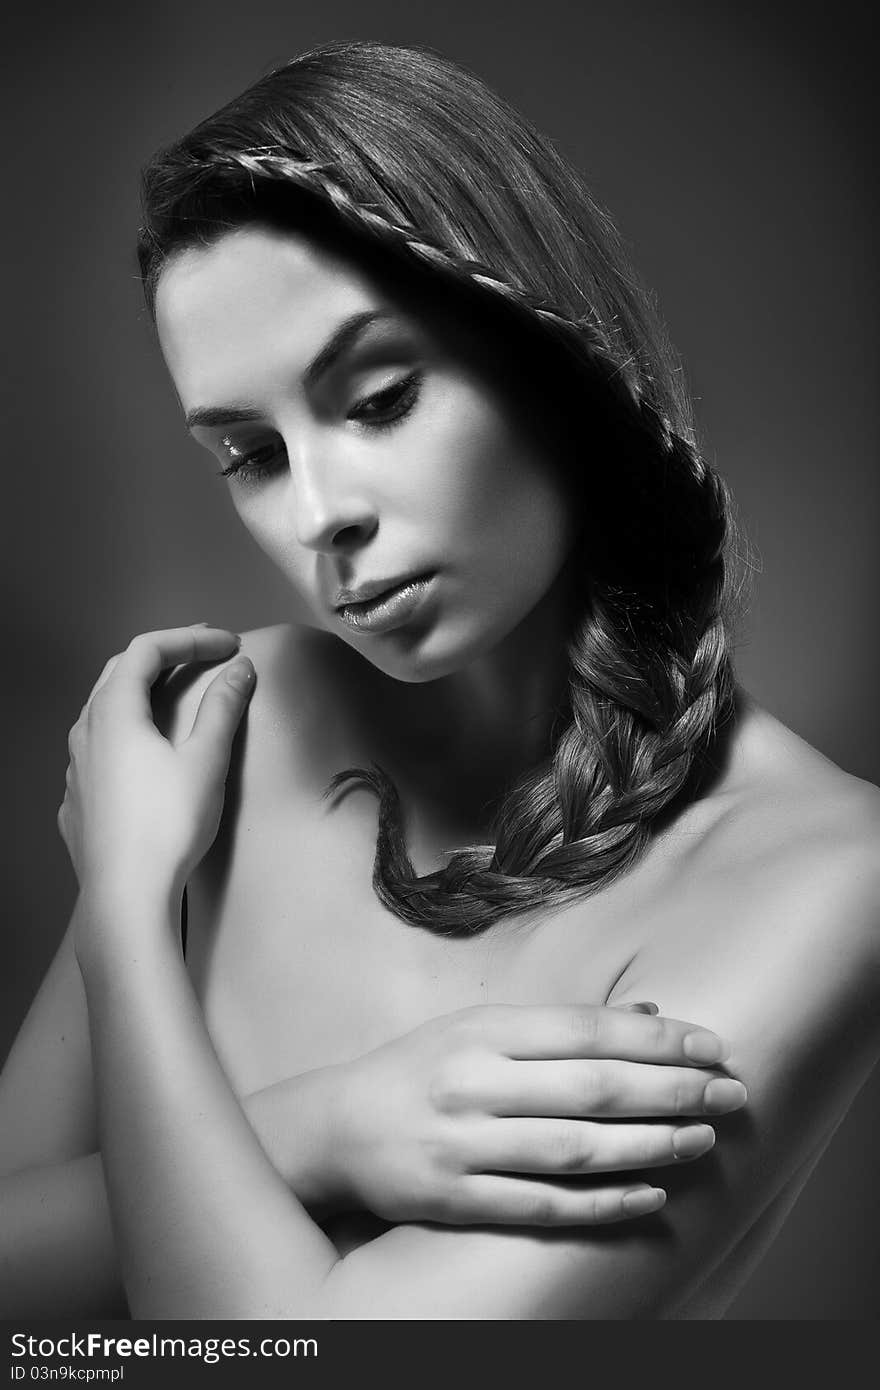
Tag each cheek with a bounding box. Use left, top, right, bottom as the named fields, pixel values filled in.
left=417, top=395, right=575, bottom=565
left=227, top=495, right=318, bottom=620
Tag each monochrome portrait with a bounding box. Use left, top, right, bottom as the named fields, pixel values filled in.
left=2, top=1, right=877, bottom=1323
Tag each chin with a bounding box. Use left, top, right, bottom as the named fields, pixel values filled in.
left=343, top=614, right=518, bottom=685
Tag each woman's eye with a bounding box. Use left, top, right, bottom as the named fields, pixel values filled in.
left=215, top=373, right=421, bottom=483
left=348, top=371, right=422, bottom=429
left=216, top=439, right=285, bottom=483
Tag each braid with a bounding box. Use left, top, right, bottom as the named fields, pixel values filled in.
left=170, top=147, right=709, bottom=468
left=147, top=146, right=649, bottom=424
left=340, top=434, right=731, bottom=936
left=138, top=53, right=744, bottom=936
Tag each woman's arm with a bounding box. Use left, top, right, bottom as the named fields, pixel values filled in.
left=0, top=905, right=347, bottom=1318
left=0, top=1072, right=349, bottom=1319
left=61, top=624, right=880, bottom=1318
left=0, top=963, right=729, bottom=1318
left=0, top=1155, right=127, bottom=1318
left=0, top=885, right=730, bottom=1316
left=75, top=833, right=880, bottom=1320
left=75, top=884, right=339, bottom=1315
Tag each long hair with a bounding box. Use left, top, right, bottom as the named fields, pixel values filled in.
left=138, top=38, right=747, bottom=935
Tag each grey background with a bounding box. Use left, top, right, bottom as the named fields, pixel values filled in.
left=2, top=0, right=877, bottom=1318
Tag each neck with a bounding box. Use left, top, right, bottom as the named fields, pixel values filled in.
left=409, top=580, right=574, bottom=767
left=341, top=568, right=579, bottom=853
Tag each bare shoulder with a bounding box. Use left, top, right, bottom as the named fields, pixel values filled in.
left=616, top=698, right=880, bottom=1080
left=705, top=698, right=880, bottom=941
left=152, top=622, right=302, bottom=735
left=152, top=619, right=310, bottom=745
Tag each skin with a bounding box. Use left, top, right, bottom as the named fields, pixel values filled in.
left=3, top=223, right=879, bottom=1319
left=150, top=625, right=880, bottom=1314
left=0, top=226, right=744, bottom=1319
left=154, top=228, right=880, bottom=1305
left=159, top=225, right=581, bottom=795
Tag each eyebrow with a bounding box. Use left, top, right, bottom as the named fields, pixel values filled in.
left=184, top=309, right=396, bottom=431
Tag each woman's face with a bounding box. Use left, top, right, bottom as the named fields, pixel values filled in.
left=156, top=224, right=578, bottom=683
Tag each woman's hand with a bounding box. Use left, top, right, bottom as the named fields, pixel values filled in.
left=57, top=625, right=254, bottom=918
left=331, top=1002, right=747, bottom=1226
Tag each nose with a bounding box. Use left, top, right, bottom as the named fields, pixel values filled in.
left=287, top=441, right=379, bottom=554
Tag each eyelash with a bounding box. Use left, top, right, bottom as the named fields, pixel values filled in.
left=216, top=371, right=423, bottom=482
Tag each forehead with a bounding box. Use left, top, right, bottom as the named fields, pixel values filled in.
left=155, top=224, right=395, bottom=406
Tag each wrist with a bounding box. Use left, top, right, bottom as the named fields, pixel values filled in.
left=78, top=865, right=185, bottom=915
left=245, top=1063, right=358, bottom=1217
left=73, top=879, right=184, bottom=975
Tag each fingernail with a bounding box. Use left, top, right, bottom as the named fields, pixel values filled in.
left=703, top=1078, right=748, bottom=1113
left=193, top=623, right=239, bottom=645
left=683, top=1030, right=731, bottom=1065
left=622, top=1188, right=666, bottom=1217
left=225, top=658, right=255, bottom=691
left=672, top=1124, right=716, bottom=1159
left=631, top=1001, right=660, bottom=1015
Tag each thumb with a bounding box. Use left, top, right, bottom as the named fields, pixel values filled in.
left=184, top=658, right=256, bottom=770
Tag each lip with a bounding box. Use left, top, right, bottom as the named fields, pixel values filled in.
left=335, top=572, right=434, bottom=634
left=333, top=573, right=422, bottom=608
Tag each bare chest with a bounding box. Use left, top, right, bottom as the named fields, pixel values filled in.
left=182, top=787, right=686, bottom=1097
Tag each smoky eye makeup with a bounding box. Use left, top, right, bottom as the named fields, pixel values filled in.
left=347, top=368, right=423, bottom=430
left=331, top=314, right=429, bottom=387
left=210, top=368, right=424, bottom=484
left=215, top=431, right=285, bottom=481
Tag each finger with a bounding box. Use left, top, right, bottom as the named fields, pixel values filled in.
left=183, top=658, right=256, bottom=771
left=490, top=1058, right=748, bottom=1119
left=121, top=626, right=241, bottom=685
left=69, top=655, right=123, bottom=745
left=99, top=627, right=241, bottom=719
left=480, top=1002, right=731, bottom=1067
left=616, top=1001, right=660, bottom=1016
left=473, top=1118, right=715, bottom=1176
left=149, top=623, right=226, bottom=693
left=453, top=1175, right=666, bottom=1227
left=87, top=653, right=123, bottom=706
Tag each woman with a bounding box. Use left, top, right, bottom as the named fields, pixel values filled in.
left=3, top=39, right=878, bottom=1320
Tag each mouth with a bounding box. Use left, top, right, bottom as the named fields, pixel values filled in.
left=334, top=572, right=435, bottom=634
